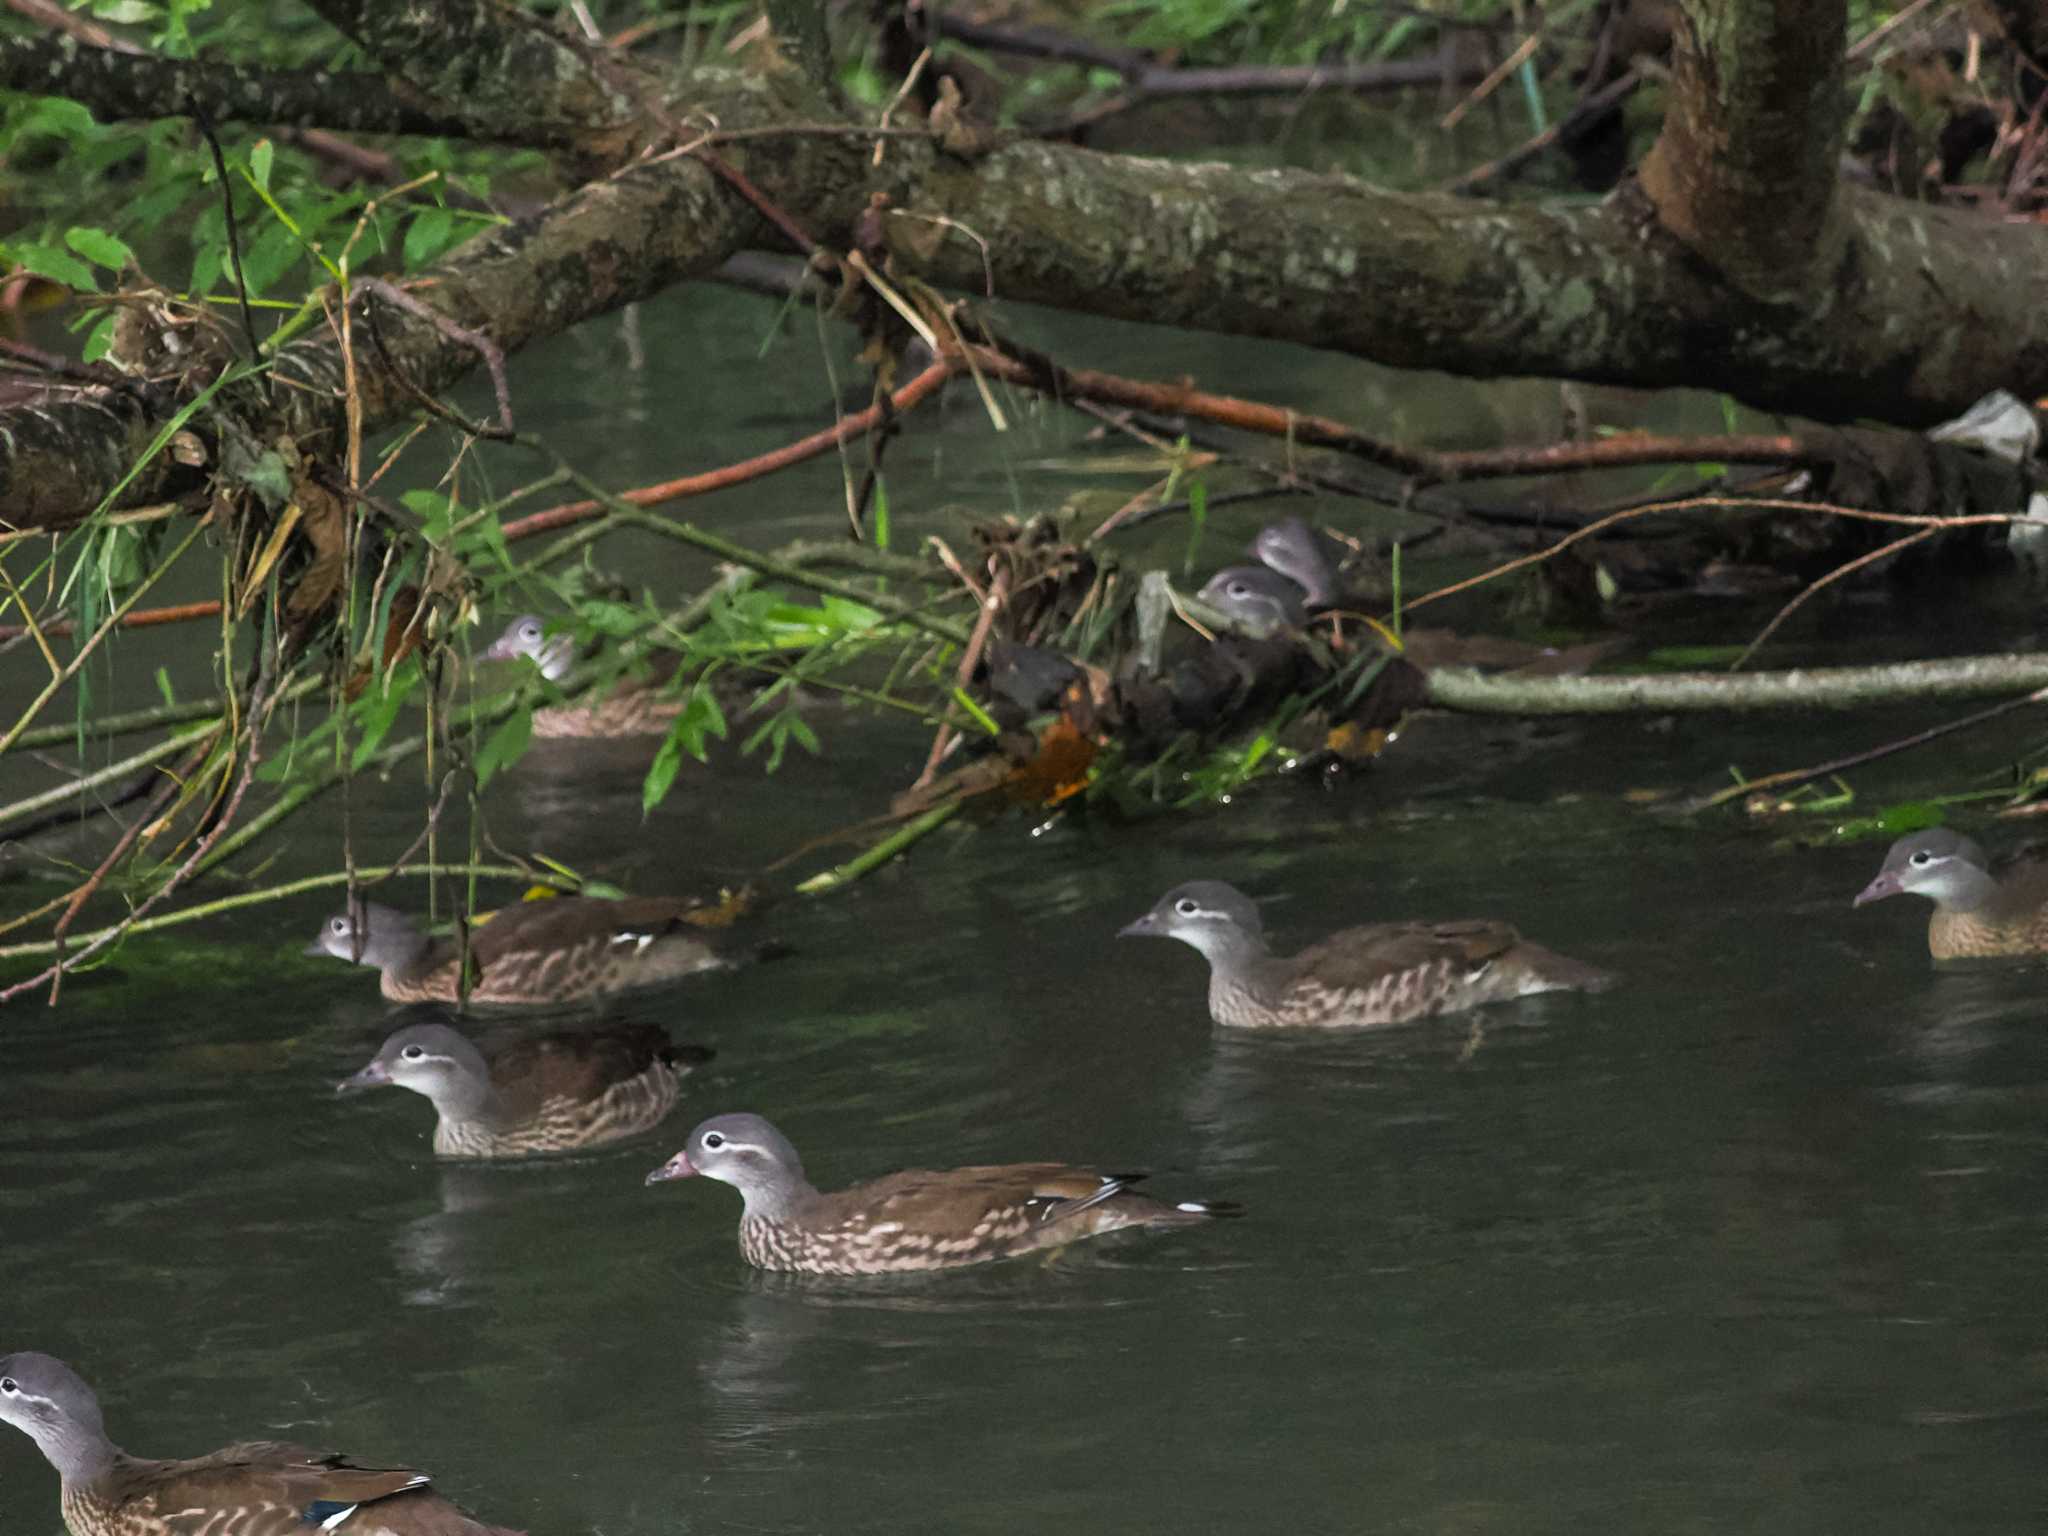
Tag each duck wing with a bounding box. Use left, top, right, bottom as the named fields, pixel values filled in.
left=482, top=1024, right=685, bottom=1119
left=111, top=1445, right=514, bottom=1535
left=1279, top=919, right=1521, bottom=992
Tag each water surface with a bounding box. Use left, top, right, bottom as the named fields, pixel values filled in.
left=3, top=288, right=2046, bottom=1536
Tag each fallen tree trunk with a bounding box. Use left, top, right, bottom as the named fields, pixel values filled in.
left=9, top=3, right=2048, bottom=527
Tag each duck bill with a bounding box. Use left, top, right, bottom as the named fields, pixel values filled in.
left=303, top=939, right=334, bottom=958
left=645, top=1151, right=697, bottom=1185
left=335, top=1061, right=392, bottom=1094
left=1852, top=872, right=1903, bottom=907
left=1118, top=913, right=1161, bottom=938
left=480, top=633, right=522, bottom=662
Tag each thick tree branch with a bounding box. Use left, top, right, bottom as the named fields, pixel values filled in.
left=302, top=0, right=639, bottom=146
left=761, top=0, right=834, bottom=90
left=1638, top=1, right=1850, bottom=297
left=873, top=133, right=2048, bottom=425
left=17, top=22, right=2048, bottom=522
left=0, top=34, right=478, bottom=139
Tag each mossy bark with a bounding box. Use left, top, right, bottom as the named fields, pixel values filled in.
left=11, top=2, right=2048, bottom=528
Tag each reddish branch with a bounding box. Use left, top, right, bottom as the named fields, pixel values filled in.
left=497, top=355, right=959, bottom=540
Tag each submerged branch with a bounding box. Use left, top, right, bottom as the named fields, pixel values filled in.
left=794, top=800, right=963, bottom=895
left=1425, top=653, right=2048, bottom=714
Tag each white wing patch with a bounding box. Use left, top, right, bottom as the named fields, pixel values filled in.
left=610, top=931, right=656, bottom=951
left=318, top=1505, right=359, bottom=1531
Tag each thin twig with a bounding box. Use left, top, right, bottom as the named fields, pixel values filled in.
left=912, top=564, right=1007, bottom=792
left=498, top=356, right=958, bottom=541
left=0, top=520, right=208, bottom=758
left=1686, top=686, right=2048, bottom=812
left=1402, top=495, right=2024, bottom=618
left=190, top=109, right=265, bottom=376
left=2, top=674, right=278, bottom=1005
left=0, top=863, right=536, bottom=965
left=1730, top=526, right=1939, bottom=668
left=793, top=800, right=962, bottom=895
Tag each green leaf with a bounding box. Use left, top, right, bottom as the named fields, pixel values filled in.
left=18, top=98, right=96, bottom=138
left=680, top=680, right=728, bottom=755
left=1181, top=474, right=1208, bottom=577
left=12, top=242, right=97, bottom=291
left=402, top=207, right=456, bottom=271
left=154, top=666, right=176, bottom=707
left=402, top=489, right=457, bottom=544
left=81, top=313, right=117, bottom=364
left=248, top=138, right=273, bottom=191
left=236, top=219, right=300, bottom=297
left=475, top=704, right=533, bottom=789
left=65, top=226, right=133, bottom=271
left=643, top=723, right=687, bottom=815
left=189, top=239, right=223, bottom=297
left=872, top=480, right=890, bottom=550
left=783, top=712, right=820, bottom=756
left=349, top=667, right=419, bottom=770
left=232, top=449, right=292, bottom=506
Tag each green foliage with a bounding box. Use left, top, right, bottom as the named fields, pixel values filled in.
left=0, top=81, right=519, bottom=348
left=644, top=682, right=727, bottom=814
left=475, top=703, right=533, bottom=789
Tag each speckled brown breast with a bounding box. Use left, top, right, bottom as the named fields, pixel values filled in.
left=736, top=1174, right=1211, bottom=1275
left=1210, top=956, right=1566, bottom=1029
left=433, top=1061, right=681, bottom=1158
left=1927, top=907, right=2048, bottom=961
left=65, top=1482, right=300, bottom=1536
left=530, top=688, right=682, bottom=740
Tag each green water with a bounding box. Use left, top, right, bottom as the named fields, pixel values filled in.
left=3, top=287, right=2046, bottom=1534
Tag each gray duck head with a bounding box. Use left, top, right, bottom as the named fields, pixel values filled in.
left=1854, top=827, right=1994, bottom=912
left=1120, top=880, right=1269, bottom=964
left=336, top=1023, right=492, bottom=1117
left=305, top=903, right=433, bottom=974
left=1252, top=517, right=1341, bottom=607
left=0, top=1352, right=117, bottom=1482
left=1198, top=566, right=1307, bottom=635
left=646, top=1113, right=809, bottom=1210
left=482, top=614, right=576, bottom=681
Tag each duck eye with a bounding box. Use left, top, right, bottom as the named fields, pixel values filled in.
left=330, top=917, right=349, bottom=934
left=1909, top=851, right=1934, bottom=867
left=702, top=1132, right=726, bottom=1150
left=1226, top=581, right=1251, bottom=599
left=401, top=1045, right=425, bottom=1061
left=1174, top=898, right=1200, bottom=916
left=0, top=1377, right=15, bottom=1394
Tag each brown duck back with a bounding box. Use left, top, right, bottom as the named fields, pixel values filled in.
left=741, top=1164, right=1217, bottom=1274
left=69, top=1446, right=524, bottom=1536
left=1219, top=919, right=1609, bottom=1028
